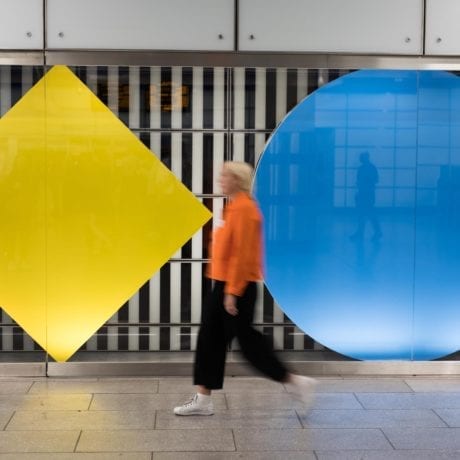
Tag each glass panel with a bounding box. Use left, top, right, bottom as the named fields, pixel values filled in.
left=0, top=65, right=47, bottom=365
left=254, top=70, right=419, bottom=360
left=413, top=71, right=460, bottom=359
left=7, top=64, right=460, bottom=365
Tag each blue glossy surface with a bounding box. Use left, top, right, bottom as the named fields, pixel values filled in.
left=254, top=70, right=460, bottom=360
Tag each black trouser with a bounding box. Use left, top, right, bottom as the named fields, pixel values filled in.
left=194, top=280, right=288, bottom=390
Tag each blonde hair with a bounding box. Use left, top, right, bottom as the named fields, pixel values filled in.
left=223, top=161, right=254, bottom=192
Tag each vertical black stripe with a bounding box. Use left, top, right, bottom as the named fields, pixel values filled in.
left=74, top=66, right=87, bottom=84
left=244, top=133, right=255, bottom=166
left=265, top=68, right=276, bottom=130
left=182, top=67, right=193, bottom=129
left=33, top=66, right=44, bottom=85
left=181, top=264, right=191, bottom=323
left=139, top=326, right=149, bottom=350
left=308, top=69, right=320, bottom=95
left=97, top=66, right=108, bottom=105
left=140, top=67, right=151, bottom=129
left=160, top=326, right=170, bottom=350
left=161, top=67, right=172, bottom=129
left=286, top=69, right=298, bottom=113
left=284, top=326, right=294, bottom=350
left=203, top=68, right=214, bottom=129
left=10, top=66, right=22, bottom=106
left=202, top=133, right=214, bottom=261
left=139, top=281, right=150, bottom=323
left=181, top=133, right=193, bottom=259
left=97, top=326, right=108, bottom=350
left=161, top=132, right=172, bottom=170
left=118, top=301, right=129, bottom=322
left=225, top=68, right=231, bottom=129
left=263, top=285, right=274, bottom=323
left=328, top=69, right=340, bottom=84
left=13, top=326, right=23, bottom=351
left=140, top=131, right=150, bottom=151
left=180, top=326, right=191, bottom=350
left=244, top=68, right=256, bottom=129
left=304, top=334, right=315, bottom=350
left=182, top=133, right=193, bottom=190
left=118, top=297, right=129, bottom=350
left=160, top=264, right=171, bottom=323
left=118, top=67, right=130, bottom=126
left=118, top=326, right=128, bottom=351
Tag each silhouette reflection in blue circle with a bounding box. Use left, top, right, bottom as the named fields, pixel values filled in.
left=254, top=70, right=460, bottom=360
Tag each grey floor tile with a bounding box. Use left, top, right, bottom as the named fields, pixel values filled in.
left=0, top=431, right=79, bottom=453
left=435, top=409, right=460, bottom=427
left=405, top=378, right=460, bottom=392
left=7, top=410, right=156, bottom=430
left=0, top=455, right=151, bottom=460
left=316, top=450, right=460, bottom=459
left=301, top=409, right=446, bottom=428
left=356, top=392, right=460, bottom=409
left=234, top=428, right=392, bottom=451
left=0, top=381, right=33, bottom=394
left=0, top=394, right=92, bottom=411
left=156, top=409, right=301, bottom=429
left=153, top=452, right=316, bottom=459
left=158, top=377, right=285, bottom=394
left=90, top=393, right=226, bottom=411
left=0, top=411, right=13, bottom=430
left=76, top=429, right=235, bottom=452
left=383, top=427, right=460, bottom=449
left=227, top=393, right=361, bottom=410
left=314, top=379, right=413, bottom=393
left=29, top=379, right=158, bottom=394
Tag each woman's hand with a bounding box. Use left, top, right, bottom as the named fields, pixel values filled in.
left=224, top=293, right=239, bottom=316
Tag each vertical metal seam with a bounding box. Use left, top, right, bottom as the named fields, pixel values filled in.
left=234, top=0, right=239, bottom=52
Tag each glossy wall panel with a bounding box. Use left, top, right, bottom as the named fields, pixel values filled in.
left=239, top=0, right=423, bottom=54
left=0, top=66, right=46, bottom=352
left=255, top=69, right=460, bottom=360
left=47, top=0, right=234, bottom=50
left=413, top=71, right=460, bottom=359
left=3, top=65, right=460, bottom=361
left=0, top=0, right=43, bottom=49
left=0, top=66, right=323, bottom=359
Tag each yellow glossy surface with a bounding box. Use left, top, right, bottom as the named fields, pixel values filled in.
left=0, top=66, right=211, bottom=361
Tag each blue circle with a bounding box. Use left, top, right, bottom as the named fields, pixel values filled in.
left=254, top=69, right=460, bottom=360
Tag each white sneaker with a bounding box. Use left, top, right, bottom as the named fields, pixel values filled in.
left=174, top=394, right=214, bottom=416
left=286, top=374, right=317, bottom=406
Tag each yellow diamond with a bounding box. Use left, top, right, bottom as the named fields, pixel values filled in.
left=0, top=66, right=211, bottom=362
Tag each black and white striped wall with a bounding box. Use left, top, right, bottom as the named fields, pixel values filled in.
left=0, top=65, right=350, bottom=355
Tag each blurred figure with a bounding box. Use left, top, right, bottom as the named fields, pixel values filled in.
left=351, top=152, right=382, bottom=242
left=174, top=161, right=316, bottom=416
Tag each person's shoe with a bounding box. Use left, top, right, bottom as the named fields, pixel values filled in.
left=173, top=394, right=214, bottom=416
left=286, top=374, right=317, bottom=406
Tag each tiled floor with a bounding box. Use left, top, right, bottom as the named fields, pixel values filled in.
left=1, top=375, right=460, bottom=458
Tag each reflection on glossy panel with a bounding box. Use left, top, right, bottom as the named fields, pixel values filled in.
left=255, top=69, right=460, bottom=360
left=0, top=73, right=47, bottom=351
left=0, top=65, right=211, bottom=362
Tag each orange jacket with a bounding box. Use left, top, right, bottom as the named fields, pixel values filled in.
left=207, top=192, right=263, bottom=296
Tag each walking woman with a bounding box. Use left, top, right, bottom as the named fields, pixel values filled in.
left=174, top=161, right=316, bottom=415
